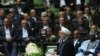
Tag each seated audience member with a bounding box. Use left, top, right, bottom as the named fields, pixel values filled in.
left=23, top=13, right=38, bottom=36
left=89, top=25, right=100, bottom=37
left=72, top=10, right=89, bottom=31
left=39, top=16, right=54, bottom=31
left=17, top=20, right=34, bottom=52
left=17, top=19, right=34, bottom=44
left=45, top=28, right=58, bottom=43
left=83, top=7, right=93, bottom=27
left=30, top=9, right=41, bottom=24
left=76, top=34, right=99, bottom=56
left=64, top=6, right=75, bottom=23
left=72, top=30, right=84, bottom=54
left=58, top=27, right=75, bottom=56
left=0, top=18, right=17, bottom=56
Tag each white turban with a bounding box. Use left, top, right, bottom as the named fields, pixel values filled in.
left=60, top=27, right=71, bottom=36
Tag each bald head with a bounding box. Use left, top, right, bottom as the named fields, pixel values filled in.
left=91, top=25, right=97, bottom=32
left=30, top=9, right=36, bottom=17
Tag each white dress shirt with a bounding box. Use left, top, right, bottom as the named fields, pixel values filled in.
left=60, top=0, right=66, bottom=7
left=32, top=17, right=37, bottom=22
left=76, top=0, right=81, bottom=5
left=5, top=27, right=11, bottom=39
left=22, top=28, right=28, bottom=38
left=43, top=25, right=49, bottom=29
left=74, top=39, right=79, bottom=46
left=67, top=15, right=70, bottom=20
left=18, top=7, right=22, bottom=14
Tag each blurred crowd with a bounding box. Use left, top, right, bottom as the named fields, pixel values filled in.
left=0, top=0, right=100, bottom=56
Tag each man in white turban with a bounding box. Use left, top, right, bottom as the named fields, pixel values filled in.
left=58, top=27, right=75, bottom=56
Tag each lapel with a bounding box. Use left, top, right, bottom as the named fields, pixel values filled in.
left=3, top=26, right=12, bottom=38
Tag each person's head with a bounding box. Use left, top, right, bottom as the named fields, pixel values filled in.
left=73, top=30, right=80, bottom=39
left=59, top=17, right=66, bottom=25
left=46, top=28, right=52, bottom=36
left=30, top=9, right=36, bottom=17
left=21, top=20, right=28, bottom=28
left=0, top=8, right=5, bottom=17
left=58, top=27, right=71, bottom=39
left=91, top=24, right=97, bottom=32
left=59, top=11, right=65, bottom=18
left=65, top=6, right=71, bottom=15
left=76, top=10, right=83, bottom=18
left=16, top=0, right=21, bottom=5
left=3, top=18, right=10, bottom=27
left=47, top=9, right=52, bottom=17
left=42, top=17, right=49, bottom=25
left=23, top=13, right=30, bottom=20
left=41, top=12, right=47, bottom=19
left=9, top=8, right=16, bottom=16
left=6, top=14, right=13, bottom=21
left=84, top=7, right=91, bottom=15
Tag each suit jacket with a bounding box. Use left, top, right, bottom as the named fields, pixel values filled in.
left=73, top=38, right=84, bottom=54
left=16, top=27, right=33, bottom=42
left=94, top=42, right=100, bottom=56
left=59, top=37, right=75, bottom=56
left=0, top=26, right=16, bottom=42
left=72, top=17, right=89, bottom=30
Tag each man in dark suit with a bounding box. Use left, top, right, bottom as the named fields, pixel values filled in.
left=17, top=19, right=34, bottom=44
left=17, top=19, right=34, bottom=53
left=30, top=9, right=41, bottom=33
left=64, top=6, right=75, bottom=23
left=72, top=30, right=84, bottom=54
left=0, top=18, right=17, bottom=56
left=58, top=27, right=75, bottom=56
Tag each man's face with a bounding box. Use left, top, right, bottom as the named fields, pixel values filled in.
left=76, top=11, right=83, bottom=18
left=42, top=18, right=49, bottom=25
left=30, top=10, right=36, bottom=17
left=59, top=18, right=65, bottom=24
left=16, top=0, right=21, bottom=5
left=59, top=31, right=67, bottom=39
left=73, top=31, right=79, bottom=39
left=66, top=8, right=71, bottom=15
left=84, top=8, right=90, bottom=14
left=24, top=14, right=30, bottom=20
left=91, top=25, right=97, bottom=32
left=21, top=20, right=28, bottom=28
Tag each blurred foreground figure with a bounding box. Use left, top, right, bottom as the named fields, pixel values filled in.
left=58, top=27, right=75, bottom=56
